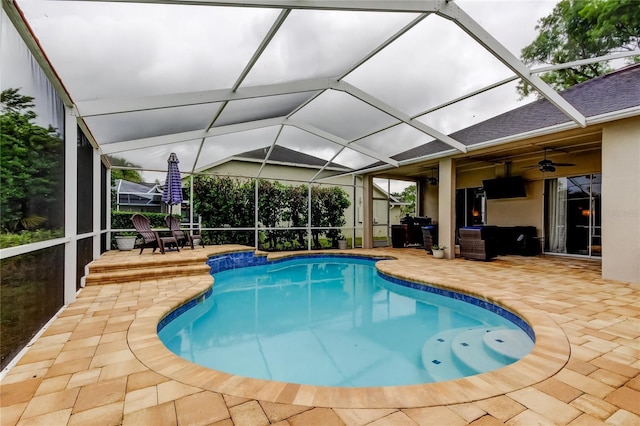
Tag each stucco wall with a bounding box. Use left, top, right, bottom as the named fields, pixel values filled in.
left=449, top=167, right=542, bottom=232
left=486, top=180, right=543, bottom=231
left=602, top=118, right=640, bottom=284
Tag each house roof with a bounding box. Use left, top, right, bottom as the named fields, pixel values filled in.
left=228, top=145, right=349, bottom=170
left=388, top=64, right=640, bottom=164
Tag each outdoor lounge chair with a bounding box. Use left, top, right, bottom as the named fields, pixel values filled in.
left=131, top=213, right=179, bottom=254
left=458, top=226, right=498, bottom=261
left=165, top=215, right=204, bottom=249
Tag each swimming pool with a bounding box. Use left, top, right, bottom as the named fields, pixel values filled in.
left=158, top=255, right=534, bottom=387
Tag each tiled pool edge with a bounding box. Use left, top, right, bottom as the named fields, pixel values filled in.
left=128, top=248, right=572, bottom=409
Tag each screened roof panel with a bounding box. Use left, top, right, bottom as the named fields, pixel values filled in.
left=19, top=1, right=280, bottom=100
left=458, top=0, right=557, bottom=57
left=344, top=14, right=516, bottom=116
left=242, top=10, right=420, bottom=87
left=214, top=92, right=318, bottom=127
left=85, top=103, right=221, bottom=144
left=417, top=79, right=535, bottom=136
left=114, top=138, right=203, bottom=179
left=351, top=124, right=435, bottom=158
left=332, top=147, right=381, bottom=171
left=276, top=126, right=343, bottom=164
left=195, top=126, right=283, bottom=172
left=289, top=90, right=398, bottom=141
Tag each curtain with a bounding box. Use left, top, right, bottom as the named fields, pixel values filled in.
left=547, top=178, right=567, bottom=253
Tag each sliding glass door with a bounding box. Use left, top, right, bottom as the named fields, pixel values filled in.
left=544, top=175, right=601, bottom=257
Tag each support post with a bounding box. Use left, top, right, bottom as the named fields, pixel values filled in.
left=437, top=158, right=456, bottom=259
left=362, top=175, right=374, bottom=249
left=64, top=111, right=78, bottom=303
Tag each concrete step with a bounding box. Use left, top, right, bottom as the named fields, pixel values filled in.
left=421, top=326, right=533, bottom=382
left=421, top=328, right=477, bottom=382
left=88, top=256, right=206, bottom=274
left=85, top=263, right=211, bottom=286
left=482, top=329, right=534, bottom=362
left=450, top=328, right=508, bottom=373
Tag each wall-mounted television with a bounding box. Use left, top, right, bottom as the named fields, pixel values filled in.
left=482, top=176, right=527, bottom=199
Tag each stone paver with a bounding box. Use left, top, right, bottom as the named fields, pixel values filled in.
left=1, top=245, right=638, bottom=425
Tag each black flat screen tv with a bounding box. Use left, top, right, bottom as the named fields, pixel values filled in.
left=482, top=176, right=527, bottom=199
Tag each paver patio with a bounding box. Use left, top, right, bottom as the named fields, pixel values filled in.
left=1, top=246, right=638, bottom=425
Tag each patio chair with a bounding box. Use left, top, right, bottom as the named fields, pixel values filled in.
left=165, top=215, right=204, bottom=250
left=458, top=226, right=497, bottom=261
left=131, top=213, right=179, bottom=254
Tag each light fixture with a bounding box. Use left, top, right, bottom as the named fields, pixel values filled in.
left=427, top=168, right=438, bottom=185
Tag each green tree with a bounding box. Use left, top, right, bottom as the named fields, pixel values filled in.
left=0, top=88, right=63, bottom=233
left=310, top=185, right=350, bottom=248
left=108, top=155, right=143, bottom=184
left=282, top=184, right=308, bottom=247
left=192, top=175, right=255, bottom=246
left=257, top=179, right=286, bottom=250
left=518, top=0, right=640, bottom=97
left=394, top=185, right=416, bottom=216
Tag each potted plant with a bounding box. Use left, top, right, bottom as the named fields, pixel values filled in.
left=115, top=232, right=138, bottom=251
left=337, top=235, right=347, bottom=250
left=431, top=244, right=446, bottom=258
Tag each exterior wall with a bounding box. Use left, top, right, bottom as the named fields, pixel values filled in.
left=422, top=183, right=439, bottom=222
left=602, top=118, right=640, bottom=284
left=454, top=168, right=543, bottom=232
left=486, top=180, right=543, bottom=231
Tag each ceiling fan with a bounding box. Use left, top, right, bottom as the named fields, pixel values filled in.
left=524, top=148, right=575, bottom=173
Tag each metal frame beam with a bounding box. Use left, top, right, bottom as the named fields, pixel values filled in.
left=100, top=116, right=284, bottom=154
left=333, top=81, right=468, bottom=153
left=76, top=78, right=330, bottom=116
left=284, top=119, right=399, bottom=167
left=50, top=0, right=450, bottom=13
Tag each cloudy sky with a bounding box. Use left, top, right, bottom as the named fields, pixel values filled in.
left=2, top=0, right=558, bottom=189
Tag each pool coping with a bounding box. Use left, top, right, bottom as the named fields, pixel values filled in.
left=127, top=249, right=571, bottom=409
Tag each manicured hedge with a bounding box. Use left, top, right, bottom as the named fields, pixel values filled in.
left=111, top=211, right=169, bottom=231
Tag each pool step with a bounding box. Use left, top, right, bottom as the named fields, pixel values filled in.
left=422, top=327, right=533, bottom=382
left=85, top=257, right=211, bottom=286
left=482, top=329, right=534, bottom=361
left=88, top=256, right=205, bottom=274
left=421, top=328, right=477, bottom=382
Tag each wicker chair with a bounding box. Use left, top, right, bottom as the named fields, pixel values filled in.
left=458, top=227, right=498, bottom=261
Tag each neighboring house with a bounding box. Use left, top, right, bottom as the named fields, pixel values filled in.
left=197, top=145, right=408, bottom=243
left=113, top=179, right=163, bottom=213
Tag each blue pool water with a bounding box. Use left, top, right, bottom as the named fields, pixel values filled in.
left=159, top=256, right=534, bottom=387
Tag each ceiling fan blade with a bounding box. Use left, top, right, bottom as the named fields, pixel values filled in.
left=551, top=162, right=576, bottom=167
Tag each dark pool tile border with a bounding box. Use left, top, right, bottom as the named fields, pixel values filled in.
left=207, top=250, right=267, bottom=274
left=157, top=286, right=212, bottom=332
left=378, top=272, right=535, bottom=341
left=268, top=253, right=391, bottom=265
left=161, top=251, right=534, bottom=342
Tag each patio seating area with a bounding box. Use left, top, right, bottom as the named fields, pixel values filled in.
left=1, top=247, right=638, bottom=425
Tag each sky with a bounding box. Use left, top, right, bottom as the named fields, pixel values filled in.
left=2, top=0, right=559, bottom=192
